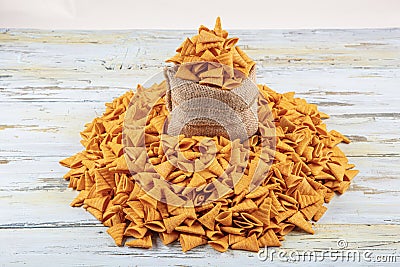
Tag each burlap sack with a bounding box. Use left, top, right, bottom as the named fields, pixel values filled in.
left=164, top=65, right=259, bottom=141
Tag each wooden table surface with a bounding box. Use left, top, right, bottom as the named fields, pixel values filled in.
left=0, top=28, right=399, bottom=266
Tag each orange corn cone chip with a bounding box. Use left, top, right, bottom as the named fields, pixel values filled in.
left=70, top=190, right=89, bottom=207
left=206, top=230, right=224, bottom=240
left=153, top=160, right=175, bottom=178
left=188, top=173, right=207, bottom=188
left=246, top=186, right=269, bottom=201
left=209, top=236, right=229, bottom=252
left=180, top=151, right=202, bottom=160
left=191, top=62, right=208, bottom=74
left=258, top=229, right=281, bottom=247
left=180, top=38, right=196, bottom=56
left=59, top=154, right=80, bottom=168
left=220, top=226, right=245, bottom=235
left=216, top=52, right=233, bottom=69
left=163, top=213, right=187, bottom=233
left=327, top=162, right=346, bottom=182
left=207, top=158, right=225, bottom=177
left=94, top=171, right=112, bottom=194
left=159, top=231, right=179, bottom=245
left=198, top=203, right=221, bottom=230
left=180, top=234, right=207, bottom=252
left=145, top=206, right=162, bottom=221
left=297, top=194, right=322, bottom=209
left=230, top=199, right=258, bottom=213
left=337, top=181, right=351, bottom=194
left=301, top=202, right=322, bottom=220
left=86, top=206, right=103, bottom=221
left=144, top=221, right=166, bottom=232
left=106, top=222, right=126, bottom=246
left=344, top=169, right=359, bottom=181
left=241, top=213, right=263, bottom=227
left=139, top=193, right=158, bottom=210
left=231, top=234, right=259, bottom=252
left=124, top=224, right=148, bottom=239
left=251, top=210, right=270, bottom=226
left=288, top=211, right=315, bottom=234
left=200, top=49, right=217, bottom=61
left=235, top=46, right=253, bottom=64
left=228, top=234, right=246, bottom=245
left=109, top=155, right=129, bottom=172
left=125, top=235, right=153, bottom=249
left=278, top=223, right=296, bottom=236
left=166, top=53, right=183, bottom=64
left=313, top=205, right=328, bottom=221
left=274, top=208, right=297, bottom=223
left=195, top=41, right=222, bottom=54
left=175, top=222, right=206, bottom=236
left=198, top=30, right=225, bottom=43
left=215, top=210, right=233, bottom=226
left=232, top=47, right=247, bottom=68
left=314, top=170, right=336, bottom=180
left=213, top=17, right=223, bottom=37
left=83, top=196, right=110, bottom=212
left=224, top=37, right=239, bottom=49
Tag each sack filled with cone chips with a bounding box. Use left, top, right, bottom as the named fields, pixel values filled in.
left=60, top=18, right=359, bottom=253
left=164, top=18, right=259, bottom=140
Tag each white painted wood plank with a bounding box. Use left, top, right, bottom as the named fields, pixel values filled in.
left=0, top=224, right=398, bottom=266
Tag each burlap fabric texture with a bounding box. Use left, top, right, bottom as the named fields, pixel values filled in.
left=164, top=64, right=259, bottom=141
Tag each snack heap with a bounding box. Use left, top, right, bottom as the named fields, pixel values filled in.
left=166, top=17, right=255, bottom=89
left=60, top=19, right=359, bottom=253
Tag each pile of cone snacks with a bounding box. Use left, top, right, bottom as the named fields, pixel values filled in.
left=60, top=18, right=358, bottom=252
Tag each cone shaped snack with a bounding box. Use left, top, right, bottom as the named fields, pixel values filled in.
left=106, top=223, right=126, bottom=246
left=125, top=235, right=153, bottom=249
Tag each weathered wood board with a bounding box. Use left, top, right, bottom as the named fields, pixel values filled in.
left=0, top=28, right=399, bottom=266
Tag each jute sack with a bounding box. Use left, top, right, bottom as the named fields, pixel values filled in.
left=164, top=65, right=259, bottom=141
